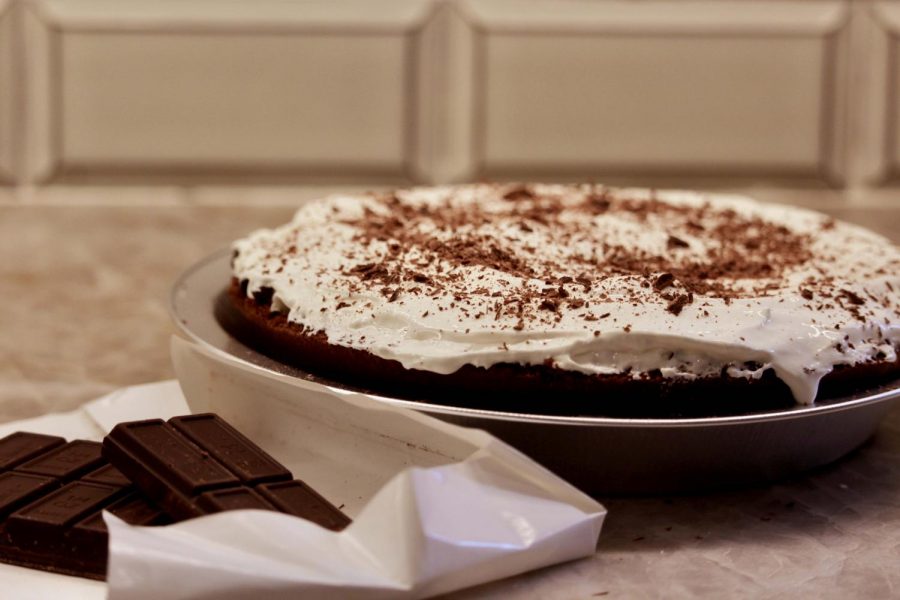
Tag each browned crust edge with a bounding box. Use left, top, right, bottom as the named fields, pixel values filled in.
left=220, top=279, right=900, bottom=418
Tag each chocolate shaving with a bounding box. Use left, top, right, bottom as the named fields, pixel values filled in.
left=539, top=299, right=559, bottom=312
left=840, top=289, right=865, bottom=305
left=667, top=294, right=693, bottom=315
left=315, top=184, right=858, bottom=334
left=667, top=235, right=689, bottom=249
left=502, top=185, right=535, bottom=202
left=586, top=192, right=611, bottom=214
left=654, top=273, right=675, bottom=291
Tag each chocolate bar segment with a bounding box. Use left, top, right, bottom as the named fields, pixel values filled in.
left=69, top=493, right=169, bottom=549
left=0, top=431, right=165, bottom=580
left=82, top=463, right=131, bottom=487
left=109, top=420, right=239, bottom=492
left=104, top=413, right=351, bottom=531
left=0, top=472, right=58, bottom=516
left=103, top=420, right=240, bottom=519
left=0, top=432, right=65, bottom=470
left=257, top=480, right=351, bottom=531
left=8, top=481, right=126, bottom=542
left=169, top=414, right=292, bottom=485
left=197, top=488, right=275, bottom=512
left=16, top=440, right=105, bottom=481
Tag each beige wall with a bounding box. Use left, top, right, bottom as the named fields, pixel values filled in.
left=0, top=0, right=897, bottom=190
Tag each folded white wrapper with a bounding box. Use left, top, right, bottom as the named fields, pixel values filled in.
left=0, top=337, right=606, bottom=598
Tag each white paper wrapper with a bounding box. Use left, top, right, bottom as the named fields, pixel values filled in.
left=107, top=336, right=604, bottom=599
left=0, top=339, right=605, bottom=599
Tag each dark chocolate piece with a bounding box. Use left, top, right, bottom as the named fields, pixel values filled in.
left=102, top=419, right=241, bottom=519
left=257, top=480, right=351, bottom=531
left=69, top=493, right=168, bottom=550
left=82, top=463, right=131, bottom=488
left=169, top=414, right=292, bottom=485
left=0, top=472, right=57, bottom=516
left=8, top=481, right=126, bottom=543
left=16, top=440, right=105, bottom=481
left=197, top=488, right=275, bottom=512
left=0, top=432, right=167, bottom=580
left=0, top=432, right=65, bottom=470
left=104, top=413, right=351, bottom=530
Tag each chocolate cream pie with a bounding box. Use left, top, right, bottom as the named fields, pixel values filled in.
left=223, top=184, right=900, bottom=417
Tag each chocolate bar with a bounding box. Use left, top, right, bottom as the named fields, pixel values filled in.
left=103, top=413, right=351, bottom=531
left=0, top=432, right=168, bottom=580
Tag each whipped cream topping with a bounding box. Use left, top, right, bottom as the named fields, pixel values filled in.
left=231, top=184, right=900, bottom=404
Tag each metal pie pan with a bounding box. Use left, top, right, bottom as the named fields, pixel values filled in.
left=170, top=249, right=900, bottom=495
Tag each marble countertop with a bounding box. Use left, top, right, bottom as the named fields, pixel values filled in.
left=2, top=187, right=900, bottom=598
